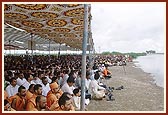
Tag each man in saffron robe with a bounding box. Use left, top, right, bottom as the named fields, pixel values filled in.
left=26, top=84, right=42, bottom=111
left=102, top=65, right=112, bottom=79
left=32, top=95, right=49, bottom=111
left=4, top=99, right=16, bottom=111
left=4, top=90, right=9, bottom=100
left=47, top=82, right=63, bottom=111
left=9, top=85, right=27, bottom=111
left=26, top=84, right=35, bottom=101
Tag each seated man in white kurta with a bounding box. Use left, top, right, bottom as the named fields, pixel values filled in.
left=6, top=77, right=19, bottom=98
left=16, top=72, right=27, bottom=86
left=61, top=76, right=75, bottom=96
left=41, top=77, right=50, bottom=96
left=88, top=72, right=105, bottom=100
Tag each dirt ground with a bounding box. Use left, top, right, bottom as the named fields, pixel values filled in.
left=86, top=62, right=165, bottom=112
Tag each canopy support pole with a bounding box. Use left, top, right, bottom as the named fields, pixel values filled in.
left=80, top=4, right=89, bottom=111
left=49, top=39, right=51, bottom=61
left=8, top=40, right=11, bottom=55
left=88, top=32, right=93, bottom=69
left=30, top=33, right=33, bottom=59
left=58, top=43, right=61, bottom=59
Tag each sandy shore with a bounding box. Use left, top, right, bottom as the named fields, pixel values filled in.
left=87, top=62, right=164, bottom=111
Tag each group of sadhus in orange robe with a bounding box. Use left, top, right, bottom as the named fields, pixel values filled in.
left=4, top=82, right=74, bottom=111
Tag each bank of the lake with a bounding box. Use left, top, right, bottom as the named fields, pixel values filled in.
left=87, top=62, right=164, bottom=111
left=134, top=54, right=164, bottom=88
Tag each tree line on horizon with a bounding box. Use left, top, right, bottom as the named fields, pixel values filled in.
left=100, top=51, right=147, bottom=59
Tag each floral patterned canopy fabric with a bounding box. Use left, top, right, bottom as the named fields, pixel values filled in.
left=4, top=24, right=77, bottom=51
left=4, top=4, right=92, bottom=50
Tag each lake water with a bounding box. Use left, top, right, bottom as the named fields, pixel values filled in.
left=133, top=54, right=165, bottom=88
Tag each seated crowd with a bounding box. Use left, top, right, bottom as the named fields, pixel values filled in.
left=4, top=54, right=129, bottom=111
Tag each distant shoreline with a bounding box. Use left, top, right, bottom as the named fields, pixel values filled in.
left=146, top=53, right=164, bottom=55
left=133, top=54, right=164, bottom=88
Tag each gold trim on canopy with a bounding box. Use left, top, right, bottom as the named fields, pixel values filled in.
left=4, top=4, right=92, bottom=50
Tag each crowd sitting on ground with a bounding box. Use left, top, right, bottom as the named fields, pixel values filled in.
left=4, top=54, right=131, bottom=111
left=93, top=54, right=132, bottom=67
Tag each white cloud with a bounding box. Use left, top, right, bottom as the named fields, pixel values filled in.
left=91, top=2, right=165, bottom=53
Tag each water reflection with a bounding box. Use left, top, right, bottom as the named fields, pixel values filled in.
left=134, top=54, right=164, bottom=88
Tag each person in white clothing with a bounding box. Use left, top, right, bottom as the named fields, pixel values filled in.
left=62, top=70, right=69, bottom=86
left=45, top=70, right=52, bottom=83
left=72, top=88, right=81, bottom=110
left=75, top=71, right=81, bottom=88
left=23, top=73, right=36, bottom=90
left=90, top=69, right=96, bottom=80
left=53, top=71, right=63, bottom=87
left=61, top=76, right=75, bottom=96
left=32, top=72, right=43, bottom=84
left=57, top=76, right=63, bottom=87
left=5, top=77, right=19, bottom=97
left=98, top=64, right=105, bottom=73
left=72, top=88, right=89, bottom=111
left=85, top=71, right=91, bottom=92
left=88, top=72, right=105, bottom=100
left=41, top=77, right=50, bottom=96
left=16, top=72, right=27, bottom=86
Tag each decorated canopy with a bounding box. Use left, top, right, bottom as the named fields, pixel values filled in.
left=4, top=4, right=93, bottom=50
left=4, top=24, right=77, bottom=51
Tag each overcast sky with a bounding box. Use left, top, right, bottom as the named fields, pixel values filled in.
left=91, top=3, right=165, bottom=53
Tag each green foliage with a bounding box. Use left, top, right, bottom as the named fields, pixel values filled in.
left=111, top=51, right=122, bottom=55
left=101, top=51, right=122, bottom=55
left=101, top=51, right=146, bottom=59
left=124, top=52, right=146, bottom=59
left=102, top=51, right=111, bottom=55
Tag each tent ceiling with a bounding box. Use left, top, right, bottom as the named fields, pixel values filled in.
left=4, top=24, right=76, bottom=51
left=4, top=4, right=92, bottom=50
